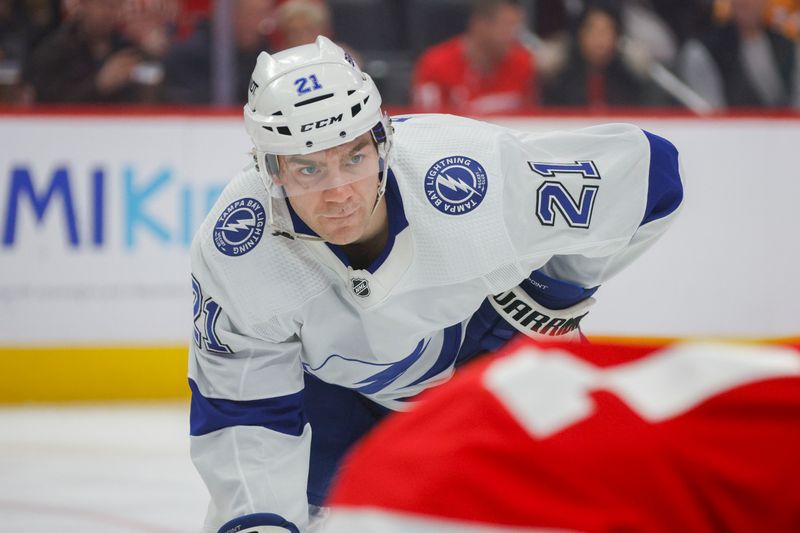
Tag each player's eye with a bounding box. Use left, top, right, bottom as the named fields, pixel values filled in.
left=348, top=154, right=364, bottom=165
left=298, top=165, right=318, bottom=176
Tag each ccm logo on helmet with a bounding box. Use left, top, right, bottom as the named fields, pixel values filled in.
left=301, top=114, right=343, bottom=132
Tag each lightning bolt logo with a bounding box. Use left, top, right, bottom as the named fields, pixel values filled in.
left=424, top=156, right=488, bottom=216
left=221, top=217, right=255, bottom=233
left=436, top=172, right=482, bottom=197
left=213, top=198, right=266, bottom=257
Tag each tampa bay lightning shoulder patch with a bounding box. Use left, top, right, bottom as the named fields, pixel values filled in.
left=213, top=198, right=266, bottom=256
left=424, top=155, right=487, bottom=215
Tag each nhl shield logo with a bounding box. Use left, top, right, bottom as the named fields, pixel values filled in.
left=352, top=278, right=370, bottom=298
left=424, top=155, right=488, bottom=215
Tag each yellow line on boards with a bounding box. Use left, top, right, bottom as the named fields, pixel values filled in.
left=0, top=346, right=190, bottom=403
left=1, top=336, right=797, bottom=403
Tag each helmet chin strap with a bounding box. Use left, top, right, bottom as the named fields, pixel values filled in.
left=266, top=195, right=324, bottom=242
left=368, top=138, right=391, bottom=218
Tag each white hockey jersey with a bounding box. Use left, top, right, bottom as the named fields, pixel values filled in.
left=188, top=114, right=684, bottom=532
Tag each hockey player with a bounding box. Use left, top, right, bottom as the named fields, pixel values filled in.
left=189, top=36, right=684, bottom=533
left=324, top=338, right=800, bottom=532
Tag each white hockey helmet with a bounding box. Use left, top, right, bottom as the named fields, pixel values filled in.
left=244, top=36, right=391, bottom=199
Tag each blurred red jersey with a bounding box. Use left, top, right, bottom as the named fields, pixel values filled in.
left=326, top=339, right=800, bottom=533
left=412, top=36, right=536, bottom=114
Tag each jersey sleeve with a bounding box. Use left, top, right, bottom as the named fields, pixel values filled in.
left=507, top=124, right=684, bottom=300
left=189, top=241, right=311, bottom=533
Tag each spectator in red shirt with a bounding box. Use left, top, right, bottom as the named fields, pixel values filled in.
left=411, top=0, right=537, bottom=114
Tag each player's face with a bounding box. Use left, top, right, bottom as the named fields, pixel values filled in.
left=277, top=133, right=384, bottom=245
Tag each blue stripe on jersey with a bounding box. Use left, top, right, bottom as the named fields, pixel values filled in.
left=353, top=335, right=429, bottom=394
left=302, top=337, right=431, bottom=395
left=406, top=323, right=463, bottom=387
left=188, top=379, right=307, bottom=437
left=642, top=130, right=684, bottom=226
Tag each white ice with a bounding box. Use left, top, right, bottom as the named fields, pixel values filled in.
left=0, top=402, right=208, bottom=532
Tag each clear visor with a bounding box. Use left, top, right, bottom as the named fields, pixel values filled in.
left=264, top=133, right=381, bottom=198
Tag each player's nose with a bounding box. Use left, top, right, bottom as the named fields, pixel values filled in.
left=320, top=164, right=355, bottom=196
left=321, top=179, right=355, bottom=203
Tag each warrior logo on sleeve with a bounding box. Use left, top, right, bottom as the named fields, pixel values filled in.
left=424, top=155, right=487, bottom=215
left=213, top=198, right=266, bottom=257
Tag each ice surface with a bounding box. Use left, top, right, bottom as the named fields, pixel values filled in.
left=0, top=402, right=207, bottom=532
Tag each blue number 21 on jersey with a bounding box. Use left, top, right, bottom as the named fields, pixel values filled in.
left=192, top=275, right=232, bottom=354
left=528, top=161, right=600, bottom=229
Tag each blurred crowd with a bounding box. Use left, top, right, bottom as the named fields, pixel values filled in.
left=0, top=0, right=798, bottom=112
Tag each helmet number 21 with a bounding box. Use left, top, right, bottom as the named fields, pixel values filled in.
left=294, top=74, right=323, bottom=95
